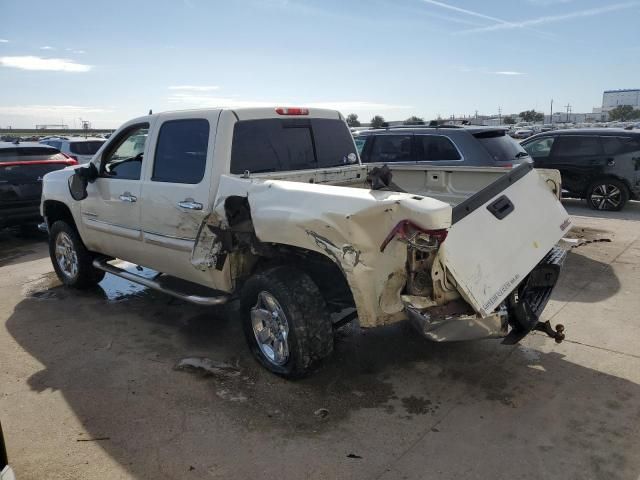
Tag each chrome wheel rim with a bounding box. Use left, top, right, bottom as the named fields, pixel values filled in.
left=590, top=184, right=621, bottom=210
left=250, top=291, right=290, bottom=366
left=55, top=232, right=79, bottom=279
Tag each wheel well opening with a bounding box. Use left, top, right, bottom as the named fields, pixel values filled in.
left=43, top=201, right=76, bottom=230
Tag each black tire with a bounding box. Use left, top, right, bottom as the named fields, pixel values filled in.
left=49, top=220, right=105, bottom=288
left=240, top=266, right=334, bottom=378
left=586, top=178, right=629, bottom=211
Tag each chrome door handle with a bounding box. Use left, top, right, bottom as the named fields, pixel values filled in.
left=119, top=192, right=137, bottom=203
left=178, top=199, right=203, bottom=210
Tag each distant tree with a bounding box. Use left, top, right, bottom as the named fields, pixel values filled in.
left=519, top=110, right=544, bottom=123
left=403, top=115, right=425, bottom=125
left=608, top=105, right=640, bottom=121
left=503, top=116, right=516, bottom=125
left=346, top=113, right=361, bottom=127
left=370, top=115, right=386, bottom=128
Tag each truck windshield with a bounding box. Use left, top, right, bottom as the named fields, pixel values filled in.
left=230, top=118, right=357, bottom=174
left=474, top=131, right=529, bottom=162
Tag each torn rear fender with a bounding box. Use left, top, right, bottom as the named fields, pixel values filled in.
left=201, top=175, right=452, bottom=327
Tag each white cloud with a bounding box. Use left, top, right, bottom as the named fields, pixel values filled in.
left=492, top=71, right=526, bottom=75
left=0, top=105, right=110, bottom=116
left=40, top=45, right=55, bottom=50
left=0, top=56, right=92, bottom=72
left=168, top=85, right=220, bottom=92
left=167, top=92, right=411, bottom=111
left=461, top=2, right=639, bottom=33
left=0, top=39, right=8, bottom=43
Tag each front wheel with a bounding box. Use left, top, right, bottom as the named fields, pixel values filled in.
left=586, top=179, right=629, bottom=211
left=240, top=266, right=334, bottom=378
left=49, top=220, right=105, bottom=288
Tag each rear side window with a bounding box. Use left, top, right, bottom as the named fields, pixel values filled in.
left=475, top=131, right=528, bottom=162
left=230, top=118, right=356, bottom=174
left=552, top=136, right=602, bottom=157
left=369, top=135, right=412, bottom=163
left=601, top=136, right=640, bottom=155
left=70, top=141, right=105, bottom=155
left=153, top=119, right=209, bottom=183
left=0, top=147, right=66, bottom=162
left=418, top=135, right=461, bottom=161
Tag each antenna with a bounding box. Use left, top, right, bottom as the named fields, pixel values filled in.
left=149, top=109, right=153, bottom=115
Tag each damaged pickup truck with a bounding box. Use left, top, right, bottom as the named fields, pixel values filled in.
left=41, top=107, right=571, bottom=377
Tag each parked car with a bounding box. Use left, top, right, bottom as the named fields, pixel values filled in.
left=41, top=107, right=569, bottom=378
left=511, top=129, right=535, bottom=139
left=355, top=126, right=530, bottom=167
left=40, top=137, right=105, bottom=164
left=522, top=129, right=640, bottom=211
left=0, top=142, right=77, bottom=229
left=0, top=422, right=15, bottom=480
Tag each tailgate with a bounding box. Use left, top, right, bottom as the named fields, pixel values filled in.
left=440, top=163, right=571, bottom=317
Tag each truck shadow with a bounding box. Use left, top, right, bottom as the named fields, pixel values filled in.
left=551, top=250, right=621, bottom=303
left=5, top=274, right=640, bottom=479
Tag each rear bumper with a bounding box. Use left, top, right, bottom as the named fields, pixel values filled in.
left=407, top=246, right=567, bottom=342
left=0, top=204, right=41, bottom=228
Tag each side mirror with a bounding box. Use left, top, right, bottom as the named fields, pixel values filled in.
left=68, top=163, right=98, bottom=201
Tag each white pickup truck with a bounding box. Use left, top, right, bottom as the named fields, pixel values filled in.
left=41, top=107, right=571, bottom=377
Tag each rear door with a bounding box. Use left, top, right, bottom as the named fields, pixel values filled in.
left=414, top=134, right=463, bottom=166
left=547, top=135, right=604, bottom=193
left=138, top=112, right=220, bottom=282
left=440, top=164, right=571, bottom=317
left=600, top=135, right=640, bottom=189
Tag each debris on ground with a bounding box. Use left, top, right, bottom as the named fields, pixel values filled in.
left=346, top=453, right=363, bottom=459
left=314, top=408, right=329, bottom=419
left=175, top=357, right=241, bottom=378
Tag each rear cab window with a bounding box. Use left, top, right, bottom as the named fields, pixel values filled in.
left=230, top=118, right=357, bottom=174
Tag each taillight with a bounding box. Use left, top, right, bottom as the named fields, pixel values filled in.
left=275, top=107, right=309, bottom=116
left=380, top=220, right=447, bottom=252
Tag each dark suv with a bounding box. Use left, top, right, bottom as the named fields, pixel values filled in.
left=1, top=142, right=77, bottom=229
left=522, top=129, right=640, bottom=211
left=355, top=126, right=530, bottom=167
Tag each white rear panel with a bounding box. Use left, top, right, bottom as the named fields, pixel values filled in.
left=440, top=168, right=571, bottom=317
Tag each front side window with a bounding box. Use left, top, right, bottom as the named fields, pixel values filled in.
left=523, top=137, right=555, bottom=158
left=152, top=119, right=209, bottom=184
left=102, top=124, right=149, bottom=180
left=552, top=135, right=602, bottom=157
left=418, top=135, right=461, bottom=161
left=369, top=135, right=412, bottom=163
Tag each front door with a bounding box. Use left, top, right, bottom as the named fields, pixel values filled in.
left=80, top=123, right=150, bottom=261
left=547, top=135, right=604, bottom=194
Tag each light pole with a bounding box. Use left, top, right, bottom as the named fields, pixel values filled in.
left=550, top=99, right=553, bottom=125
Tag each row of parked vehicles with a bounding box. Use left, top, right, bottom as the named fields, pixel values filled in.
left=353, top=125, right=640, bottom=211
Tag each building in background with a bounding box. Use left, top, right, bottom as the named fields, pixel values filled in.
left=602, top=89, right=640, bottom=111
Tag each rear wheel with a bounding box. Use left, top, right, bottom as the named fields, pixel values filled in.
left=49, top=220, right=105, bottom=288
left=240, top=266, right=334, bottom=378
left=586, top=179, right=629, bottom=211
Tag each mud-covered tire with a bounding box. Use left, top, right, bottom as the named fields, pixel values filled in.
left=240, top=266, right=334, bottom=378
left=586, top=178, right=629, bottom=211
left=49, top=220, right=105, bottom=289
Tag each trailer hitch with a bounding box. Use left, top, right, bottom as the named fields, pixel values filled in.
left=533, top=320, right=565, bottom=344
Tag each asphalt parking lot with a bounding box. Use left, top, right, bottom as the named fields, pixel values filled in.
left=1, top=199, right=639, bottom=480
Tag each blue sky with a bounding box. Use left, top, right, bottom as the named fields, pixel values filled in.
left=1, top=0, right=639, bottom=128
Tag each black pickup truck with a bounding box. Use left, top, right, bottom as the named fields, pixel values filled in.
left=0, top=142, right=77, bottom=229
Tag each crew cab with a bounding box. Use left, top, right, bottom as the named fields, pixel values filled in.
left=41, top=107, right=571, bottom=378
